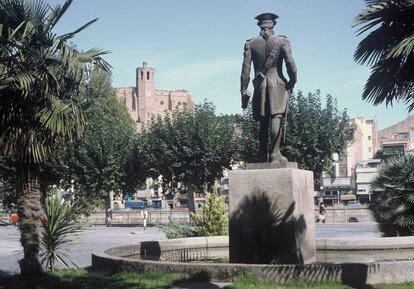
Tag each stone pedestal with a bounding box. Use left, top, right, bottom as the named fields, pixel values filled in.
left=228, top=165, right=316, bottom=264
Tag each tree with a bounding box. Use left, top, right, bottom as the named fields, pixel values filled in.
left=369, top=154, right=414, bottom=236
left=236, top=90, right=354, bottom=187
left=234, top=104, right=260, bottom=163
left=58, top=72, right=143, bottom=221
left=140, top=101, right=236, bottom=196
left=354, top=0, right=414, bottom=110
left=0, top=0, right=109, bottom=274
left=191, top=190, right=228, bottom=237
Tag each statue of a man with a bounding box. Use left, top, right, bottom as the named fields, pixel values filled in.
left=241, top=12, right=297, bottom=163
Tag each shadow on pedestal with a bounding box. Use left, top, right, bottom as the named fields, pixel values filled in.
left=229, top=190, right=307, bottom=264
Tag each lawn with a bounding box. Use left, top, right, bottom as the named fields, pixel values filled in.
left=227, top=275, right=414, bottom=289
left=1, top=269, right=413, bottom=289
left=0, top=269, right=180, bottom=289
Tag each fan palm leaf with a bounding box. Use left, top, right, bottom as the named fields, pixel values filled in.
left=0, top=0, right=110, bottom=274
left=353, top=0, right=414, bottom=109
left=370, top=154, right=414, bottom=236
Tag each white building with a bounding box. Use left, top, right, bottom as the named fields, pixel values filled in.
left=355, top=159, right=382, bottom=203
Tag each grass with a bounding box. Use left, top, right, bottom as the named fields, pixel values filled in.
left=225, top=275, right=414, bottom=289
left=0, top=269, right=181, bottom=289
left=1, top=270, right=414, bottom=289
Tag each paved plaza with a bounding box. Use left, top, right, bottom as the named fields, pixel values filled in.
left=0, top=222, right=378, bottom=276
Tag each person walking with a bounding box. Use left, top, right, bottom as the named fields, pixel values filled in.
left=317, top=202, right=326, bottom=223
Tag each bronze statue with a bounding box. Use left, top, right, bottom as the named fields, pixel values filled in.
left=241, top=13, right=297, bottom=164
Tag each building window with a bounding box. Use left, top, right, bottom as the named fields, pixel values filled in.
left=147, top=71, right=150, bottom=80
left=160, top=101, right=164, bottom=105
left=178, top=101, right=182, bottom=106
left=140, top=71, right=143, bottom=79
left=399, top=132, right=409, bottom=139
left=368, top=147, right=372, bottom=152
left=368, top=136, right=371, bottom=141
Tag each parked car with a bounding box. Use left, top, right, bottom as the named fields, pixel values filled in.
left=124, top=199, right=147, bottom=209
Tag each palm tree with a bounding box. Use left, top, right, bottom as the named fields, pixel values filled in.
left=0, top=0, right=109, bottom=274
left=353, top=0, right=414, bottom=110
left=369, top=154, right=414, bottom=236
left=40, top=193, right=81, bottom=271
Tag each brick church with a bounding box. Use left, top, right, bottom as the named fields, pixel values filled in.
left=115, top=62, right=195, bottom=130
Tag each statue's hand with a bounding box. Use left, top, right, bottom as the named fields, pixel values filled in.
left=286, top=81, right=295, bottom=93
left=241, top=90, right=251, bottom=109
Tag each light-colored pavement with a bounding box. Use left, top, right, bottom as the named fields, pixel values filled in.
left=0, top=222, right=379, bottom=276
left=0, top=225, right=165, bottom=276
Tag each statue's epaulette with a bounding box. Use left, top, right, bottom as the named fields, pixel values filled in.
left=246, top=38, right=254, bottom=43
left=278, top=35, right=287, bottom=38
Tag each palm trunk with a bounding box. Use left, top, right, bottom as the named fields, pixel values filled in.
left=16, top=166, right=43, bottom=275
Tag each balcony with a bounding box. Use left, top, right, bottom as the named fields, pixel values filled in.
left=321, top=176, right=352, bottom=189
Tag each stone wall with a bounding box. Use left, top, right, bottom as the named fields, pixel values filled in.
left=80, top=206, right=373, bottom=225
left=80, top=210, right=191, bottom=225
left=315, top=206, right=373, bottom=223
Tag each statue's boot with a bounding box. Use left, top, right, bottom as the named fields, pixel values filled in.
left=269, top=120, right=287, bottom=163
left=269, top=151, right=288, bottom=164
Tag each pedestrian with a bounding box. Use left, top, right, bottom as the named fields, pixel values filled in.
left=141, top=210, right=148, bottom=231
left=317, top=202, right=326, bottom=223
left=106, top=215, right=112, bottom=227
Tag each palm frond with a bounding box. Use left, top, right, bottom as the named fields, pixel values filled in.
left=40, top=193, right=82, bottom=271
left=0, top=0, right=111, bottom=164
left=387, top=34, right=414, bottom=58
left=354, top=0, right=414, bottom=110
left=39, top=97, right=86, bottom=139
left=58, top=18, right=98, bottom=41
left=369, top=154, right=414, bottom=236
left=45, top=0, right=73, bottom=31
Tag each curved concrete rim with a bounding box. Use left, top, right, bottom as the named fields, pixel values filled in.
left=92, top=236, right=414, bottom=286
left=104, top=235, right=414, bottom=252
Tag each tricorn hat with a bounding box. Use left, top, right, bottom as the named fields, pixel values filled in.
left=255, top=13, right=279, bottom=22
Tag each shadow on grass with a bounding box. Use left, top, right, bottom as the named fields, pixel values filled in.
left=0, top=268, right=178, bottom=289
left=171, top=270, right=222, bottom=288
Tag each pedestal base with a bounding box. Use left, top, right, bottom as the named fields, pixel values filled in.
left=228, top=167, right=316, bottom=264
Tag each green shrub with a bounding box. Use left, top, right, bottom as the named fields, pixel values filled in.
left=369, top=154, right=414, bottom=236
left=40, top=194, right=82, bottom=270
left=158, top=217, right=193, bottom=239
left=191, top=190, right=228, bottom=236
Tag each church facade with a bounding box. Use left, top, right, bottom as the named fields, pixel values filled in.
left=115, top=62, right=195, bottom=130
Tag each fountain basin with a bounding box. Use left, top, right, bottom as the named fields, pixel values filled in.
left=92, top=236, right=414, bottom=286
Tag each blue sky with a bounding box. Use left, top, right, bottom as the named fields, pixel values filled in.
left=50, top=0, right=410, bottom=129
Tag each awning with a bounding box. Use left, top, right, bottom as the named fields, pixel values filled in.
left=341, top=194, right=357, bottom=201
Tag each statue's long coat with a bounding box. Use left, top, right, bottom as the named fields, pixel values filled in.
left=241, top=35, right=297, bottom=121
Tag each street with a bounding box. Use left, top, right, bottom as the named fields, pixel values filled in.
left=0, top=222, right=379, bottom=276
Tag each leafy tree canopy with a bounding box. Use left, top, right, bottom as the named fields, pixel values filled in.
left=50, top=71, right=145, bottom=212
left=236, top=90, right=354, bottom=186
left=140, top=101, right=236, bottom=194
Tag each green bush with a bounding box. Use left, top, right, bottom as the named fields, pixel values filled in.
left=40, top=194, right=82, bottom=270
left=191, top=190, right=228, bottom=236
left=369, top=154, right=414, bottom=236
left=158, top=217, right=193, bottom=239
